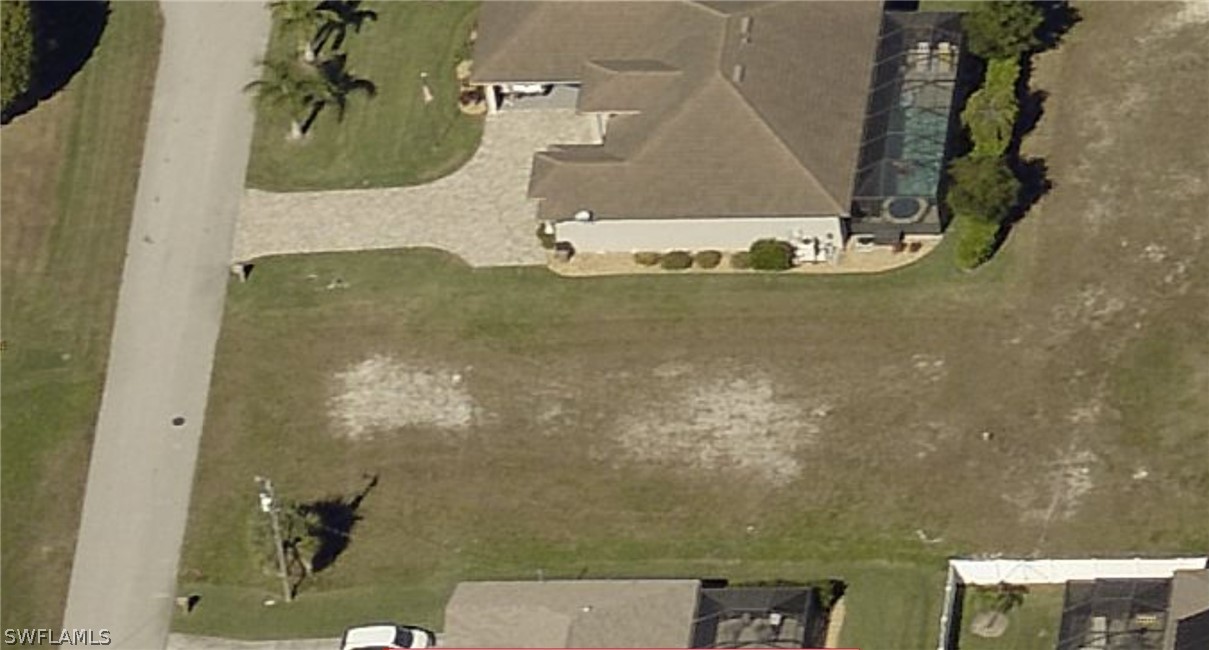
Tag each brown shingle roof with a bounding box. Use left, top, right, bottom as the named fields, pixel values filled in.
left=1166, top=570, right=1209, bottom=650
left=441, top=580, right=702, bottom=648
left=472, top=1, right=884, bottom=221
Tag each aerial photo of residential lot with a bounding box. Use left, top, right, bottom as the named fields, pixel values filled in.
left=1, top=1, right=1206, bottom=650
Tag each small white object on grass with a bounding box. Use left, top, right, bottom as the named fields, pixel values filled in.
left=980, top=430, right=994, bottom=442
left=1132, top=468, right=1149, bottom=480
left=263, top=598, right=277, bottom=606
left=420, top=71, right=434, bottom=104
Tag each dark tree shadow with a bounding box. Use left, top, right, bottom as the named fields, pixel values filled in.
left=1007, top=157, right=1052, bottom=226
left=2, top=1, right=109, bottom=124
left=996, top=2, right=1077, bottom=229
left=300, top=473, right=378, bottom=574
left=1035, top=1, right=1082, bottom=51
left=315, top=0, right=378, bottom=53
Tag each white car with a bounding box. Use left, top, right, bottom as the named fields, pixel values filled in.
left=340, top=624, right=434, bottom=650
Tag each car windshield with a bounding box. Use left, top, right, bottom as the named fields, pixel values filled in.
left=393, top=629, right=414, bottom=647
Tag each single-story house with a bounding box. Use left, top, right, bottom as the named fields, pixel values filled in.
left=470, top=1, right=965, bottom=259
left=441, top=579, right=827, bottom=648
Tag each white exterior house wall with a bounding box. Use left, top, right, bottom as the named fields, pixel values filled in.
left=555, top=216, right=844, bottom=253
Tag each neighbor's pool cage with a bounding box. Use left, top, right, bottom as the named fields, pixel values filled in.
left=1056, top=579, right=1172, bottom=650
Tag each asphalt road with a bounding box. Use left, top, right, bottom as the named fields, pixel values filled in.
left=62, top=3, right=270, bottom=648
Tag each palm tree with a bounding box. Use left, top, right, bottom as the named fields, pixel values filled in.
left=314, top=0, right=378, bottom=54
left=268, top=0, right=336, bottom=62
left=244, top=57, right=324, bottom=140
left=300, top=53, right=377, bottom=132
left=245, top=54, right=375, bottom=140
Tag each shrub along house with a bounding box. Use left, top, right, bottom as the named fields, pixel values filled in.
left=470, top=1, right=964, bottom=261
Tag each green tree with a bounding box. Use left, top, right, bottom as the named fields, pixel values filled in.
left=945, top=155, right=1021, bottom=223
left=953, top=212, right=1001, bottom=270
left=748, top=239, right=795, bottom=271
left=961, top=58, right=1021, bottom=158
left=1, top=0, right=34, bottom=111
left=278, top=501, right=323, bottom=577
left=244, top=54, right=375, bottom=140
left=974, top=582, right=1029, bottom=614
left=245, top=57, right=325, bottom=139
left=268, top=0, right=336, bottom=62
left=962, top=1, right=1044, bottom=60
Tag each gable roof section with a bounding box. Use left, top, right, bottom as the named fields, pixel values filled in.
left=722, top=2, right=885, bottom=213
left=1167, top=570, right=1209, bottom=650
left=472, top=1, right=884, bottom=220
left=533, top=78, right=838, bottom=219
left=472, top=2, right=711, bottom=83
left=579, top=60, right=682, bottom=113
left=441, top=580, right=701, bottom=648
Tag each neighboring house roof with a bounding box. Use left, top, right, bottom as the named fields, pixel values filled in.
left=441, top=579, right=701, bottom=648
left=1167, top=570, right=1209, bottom=650
left=471, top=1, right=884, bottom=221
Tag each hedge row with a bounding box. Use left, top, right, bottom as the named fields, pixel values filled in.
left=632, top=250, right=725, bottom=270
left=1, top=0, right=33, bottom=110
left=946, top=1, right=1046, bottom=270
left=946, top=56, right=1026, bottom=270
left=630, top=245, right=784, bottom=271
left=952, top=213, right=1002, bottom=270
left=961, top=58, right=1021, bottom=159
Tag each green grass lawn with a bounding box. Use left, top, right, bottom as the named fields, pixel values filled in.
left=244, top=1, right=484, bottom=191
left=839, top=563, right=948, bottom=650
left=957, top=585, right=1065, bottom=650
left=0, top=3, right=162, bottom=631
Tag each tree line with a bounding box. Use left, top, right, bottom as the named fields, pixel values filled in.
left=946, top=1, right=1074, bottom=269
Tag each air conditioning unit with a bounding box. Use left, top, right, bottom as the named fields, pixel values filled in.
left=573, top=209, right=594, bottom=222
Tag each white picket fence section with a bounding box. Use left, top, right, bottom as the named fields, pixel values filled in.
left=934, top=556, right=1208, bottom=650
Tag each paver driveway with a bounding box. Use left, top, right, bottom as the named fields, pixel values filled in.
left=233, top=110, right=600, bottom=266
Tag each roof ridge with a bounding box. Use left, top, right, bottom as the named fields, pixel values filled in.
left=716, top=74, right=843, bottom=214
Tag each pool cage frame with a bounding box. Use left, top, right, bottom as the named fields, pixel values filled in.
left=849, top=11, right=965, bottom=235
left=1056, top=579, right=1172, bottom=650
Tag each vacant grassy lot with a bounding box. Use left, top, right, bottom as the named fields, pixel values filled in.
left=179, top=4, right=1209, bottom=647
left=244, top=1, right=483, bottom=191
left=0, top=3, right=161, bottom=631
left=957, top=585, right=1065, bottom=650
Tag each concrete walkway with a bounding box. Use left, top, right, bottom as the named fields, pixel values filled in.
left=62, top=4, right=270, bottom=649
left=233, top=110, right=600, bottom=266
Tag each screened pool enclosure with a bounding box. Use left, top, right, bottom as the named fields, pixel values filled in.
left=849, top=11, right=965, bottom=236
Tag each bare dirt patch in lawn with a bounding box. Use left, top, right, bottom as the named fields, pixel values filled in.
left=328, top=354, right=478, bottom=440
left=614, top=369, right=826, bottom=485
